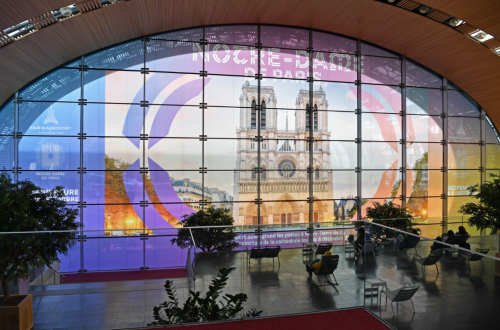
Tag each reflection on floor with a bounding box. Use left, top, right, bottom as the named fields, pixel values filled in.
left=31, top=237, right=500, bottom=330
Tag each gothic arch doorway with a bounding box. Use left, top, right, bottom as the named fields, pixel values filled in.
left=273, top=194, right=300, bottom=224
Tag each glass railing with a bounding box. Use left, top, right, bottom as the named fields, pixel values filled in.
left=1, top=220, right=499, bottom=330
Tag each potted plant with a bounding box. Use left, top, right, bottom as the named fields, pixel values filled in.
left=149, top=267, right=261, bottom=325
left=459, top=174, right=500, bottom=276
left=171, top=207, right=240, bottom=253
left=364, top=201, right=420, bottom=238
left=0, top=172, right=79, bottom=330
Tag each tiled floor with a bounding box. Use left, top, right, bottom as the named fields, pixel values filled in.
left=31, top=236, right=500, bottom=330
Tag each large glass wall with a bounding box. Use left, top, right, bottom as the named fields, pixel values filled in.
left=0, top=25, right=498, bottom=272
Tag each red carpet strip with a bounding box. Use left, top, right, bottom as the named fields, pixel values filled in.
left=139, top=308, right=390, bottom=330
left=62, top=268, right=186, bottom=284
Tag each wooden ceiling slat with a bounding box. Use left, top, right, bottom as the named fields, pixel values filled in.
left=0, top=0, right=499, bottom=128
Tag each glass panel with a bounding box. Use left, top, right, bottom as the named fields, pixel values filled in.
left=84, top=103, right=142, bottom=137
left=205, top=107, right=240, bottom=139
left=361, top=42, right=399, bottom=58
left=328, top=141, right=357, bottom=169
left=84, top=69, right=143, bottom=103
left=331, top=171, right=357, bottom=199
left=151, top=28, right=203, bottom=41
left=85, top=39, right=144, bottom=70
left=259, top=169, right=308, bottom=202
left=407, top=115, right=443, bottom=142
left=485, top=118, right=500, bottom=143
left=313, top=31, right=356, bottom=53
left=407, top=142, right=443, bottom=169
left=448, top=117, right=481, bottom=143
left=327, top=112, right=357, bottom=140
left=18, top=171, right=80, bottom=203
left=21, top=102, right=80, bottom=136
left=406, top=88, right=442, bottom=115
left=362, top=113, right=401, bottom=141
left=0, top=135, right=14, bottom=170
left=0, top=98, right=14, bottom=135
left=448, top=90, right=480, bottom=116
left=205, top=45, right=257, bottom=75
left=486, top=144, right=500, bottom=169
left=362, top=170, right=402, bottom=199
left=84, top=137, right=141, bottom=170
left=312, top=51, right=356, bottom=82
left=205, top=75, right=248, bottom=107
left=147, top=39, right=202, bottom=74
left=205, top=139, right=238, bottom=170
left=20, top=68, right=81, bottom=102
left=260, top=78, right=308, bottom=110
left=146, top=138, right=202, bottom=170
left=362, top=142, right=401, bottom=169
left=407, top=197, right=442, bottom=218
left=320, top=82, right=356, bottom=111
left=18, top=136, right=80, bottom=170
left=448, top=170, right=481, bottom=196
left=406, top=60, right=441, bottom=88
left=160, top=172, right=205, bottom=210
left=407, top=170, right=443, bottom=197
left=81, top=171, right=106, bottom=204
left=361, top=85, right=401, bottom=114
left=448, top=144, right=481, bottom=169
left=145, top=228, right=186, bottom=269
left=448, top=196, right=477, bottom=215
left=146, top=72, right=203, bottom=106
left=205, top=25, right=258, bottom=45
left=260, top=25, right=309, bottom=49
left=362, top=56, right=401, bottom=85
left=84, top=235, right=144, bottom=271
left=148, top=105, right=202, bottom=139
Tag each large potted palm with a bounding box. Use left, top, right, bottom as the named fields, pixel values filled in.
left=0, top=172, right=79, bottom=330
left=459, top=174, right=500, bottom=276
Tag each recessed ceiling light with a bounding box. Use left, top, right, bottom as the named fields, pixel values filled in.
left=419, top=5, right=430, bottom=14
left=60, top=6, right=72, bottom=17
left=470, top=30, right=494, bottom=42
left=448, top=18, right=461, bottom=27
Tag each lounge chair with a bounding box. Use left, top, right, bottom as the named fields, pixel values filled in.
left=314, top=243, right=333, bottom=256
left=397, top=235, right=420, bottom=257
left=382, top=283, right=420, bottom=315
left=459, top=248, right=490, bottom=271
left=313, top=254, right=339, bottom=287
left=413, top=252, right=443, bottom=274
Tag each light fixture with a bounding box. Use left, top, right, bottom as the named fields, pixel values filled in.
left=60, top=6, right=72, bottom=17
left=387, top=0, right=396, bottom=3
left=469, top=30, right=494, bottom=42
left=476, top=32, right=487, bottom=40
left=419, top=5, right=430, bottom=14
left=449, top=17, right=461, bottom=27
left=109, top=0, right=118, bottom=3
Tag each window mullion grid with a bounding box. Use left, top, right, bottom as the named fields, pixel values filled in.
left=480, top=108, right=486, bottom=185
left=401, top=56, right=407, bottom=209
left=202, top=27, right=206, bottom=212
left=257, top=25, right=262, bottom=247
left=79, top=55, right=85, bottom=272
left=356, top=39, right=362, bottom=220
left=13, top=91, right=19, bottom=183
left=142, top=37, right=147, bottom=270
left=442, top=77, right=449, bottom=234
left=308, top=29, right=314, bottom=240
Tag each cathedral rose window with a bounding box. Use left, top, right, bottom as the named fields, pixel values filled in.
left=278, top=159, right=296, bottom=178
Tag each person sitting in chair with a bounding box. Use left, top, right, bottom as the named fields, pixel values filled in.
left=394, top=229, right=419, bottom=251
left=354, top=227, right=365, bottom=257
left=306, top=251, right=332, bottom=277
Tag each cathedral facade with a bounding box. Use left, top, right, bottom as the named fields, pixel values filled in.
left=233, top=81, right=334, bottom=225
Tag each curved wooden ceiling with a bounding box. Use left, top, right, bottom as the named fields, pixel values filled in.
left=0, top=0, right=499, bottom=127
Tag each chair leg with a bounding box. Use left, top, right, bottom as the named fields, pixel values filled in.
left=481, top=259, right=484, bottom=270
left=411, top=300, right=416, bottom=314
left=331, top=273, right=339, bottom=285
left=435, top=264, right=439, bottom=274
left=391, top=302, right=394, bottom=315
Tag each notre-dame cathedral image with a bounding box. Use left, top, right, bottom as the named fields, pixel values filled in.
left=233, top=81, right=334, bottom=225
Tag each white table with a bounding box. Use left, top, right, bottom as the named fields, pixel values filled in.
left=365, top=279, right=388, bottom=305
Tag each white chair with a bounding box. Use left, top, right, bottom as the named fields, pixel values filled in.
left=382, top=283, right=420, bottom=315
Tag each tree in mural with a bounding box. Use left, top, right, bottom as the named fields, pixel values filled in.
left=149, top=267, right=262, bottom=325
left=407, top=152, right=429, bottom=217
left=171, top=207, right=240, bottom=252
left=0, top=171, right=79, bottom=302
left=459, top=174, right=500, bottom=250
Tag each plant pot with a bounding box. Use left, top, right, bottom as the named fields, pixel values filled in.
left=496, top=253, right=500, bottom=277
left=0, top=294, right=33, bottom=330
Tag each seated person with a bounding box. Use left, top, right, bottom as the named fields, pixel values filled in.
left=354, top=227, right=365, bottom=257
left=306, top=251, right=332, bottom=276
left=395, top=229, right=419, bottom=251
left=442, top=230, right=455, bottom=243
left=430, top=236, right=445, bottom=252
left=456, top=226, right=471, bottom=249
